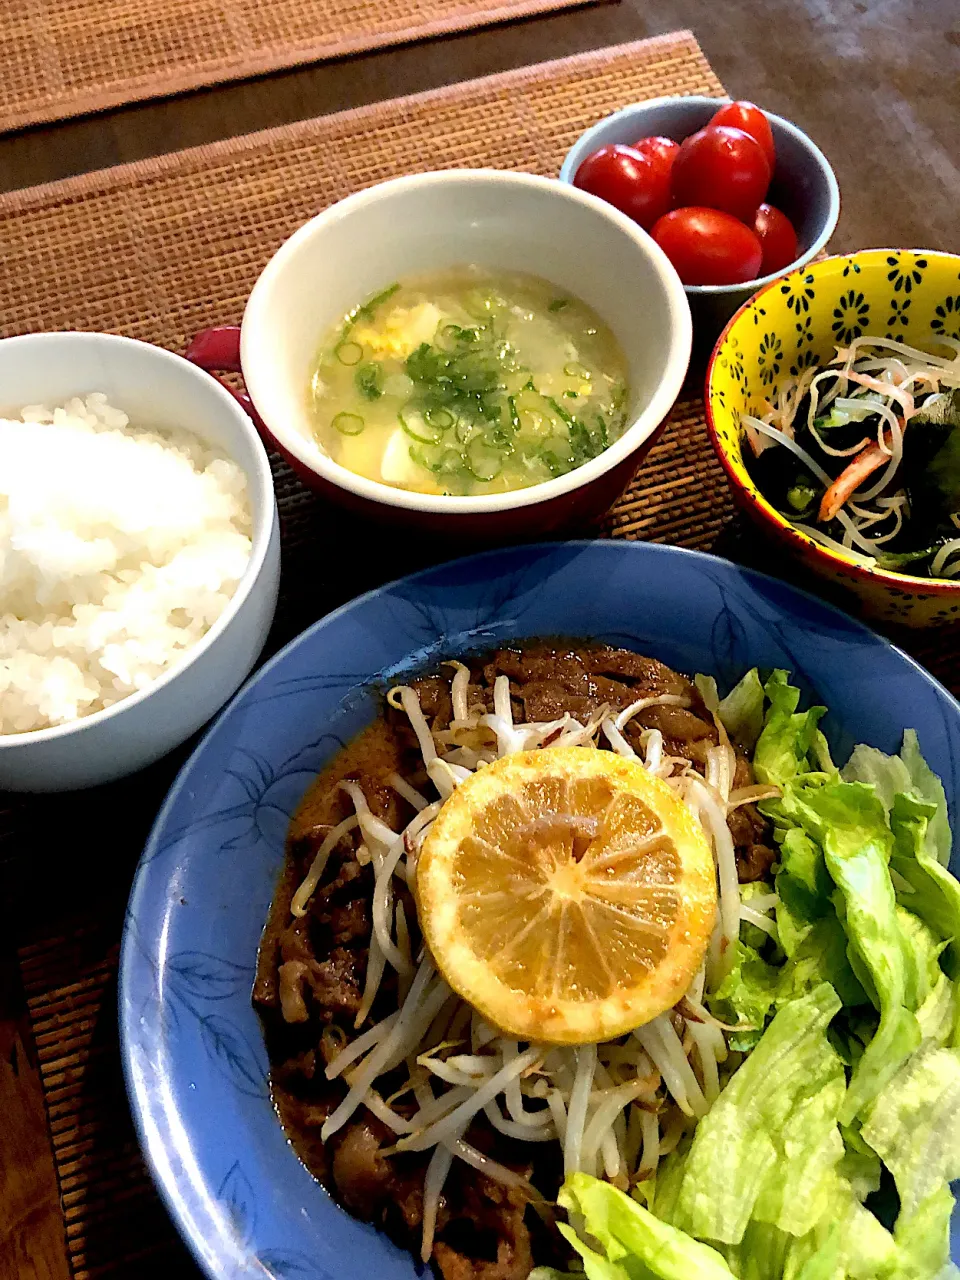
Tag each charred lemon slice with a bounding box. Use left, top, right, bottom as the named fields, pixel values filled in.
left=416, top=746, right=716, bottom=1044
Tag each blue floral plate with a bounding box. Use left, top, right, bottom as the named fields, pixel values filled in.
left=119, top=541, right=960, bottom=1279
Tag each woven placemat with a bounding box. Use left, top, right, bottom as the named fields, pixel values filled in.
left=0, top=0, right=601, bottom=135
left=0, top=31, right=953, bottom=1280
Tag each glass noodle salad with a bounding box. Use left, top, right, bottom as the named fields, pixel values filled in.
left=742, top=336, right=960, bottom=579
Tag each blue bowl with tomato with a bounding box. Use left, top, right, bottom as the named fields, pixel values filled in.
left=558, top=95, right=840, bottom=339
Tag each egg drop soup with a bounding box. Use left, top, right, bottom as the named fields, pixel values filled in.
left=308, top=268, right=630, bottom=496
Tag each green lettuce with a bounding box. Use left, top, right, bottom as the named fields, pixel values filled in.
left=719, top=667, right=766, bottom=751
left=916, top=972, right=958, bottom=1046
left=786, top=782, right=922, bottom=1123
left=708, top=940, right=781, bottom=1051
left=771, top=826, right=835, bottom=960
left=842, top=729, right=952, bottom=866
left=842, top=741, right=915, bottom=813
left=860, top=1041, right=960, bottom=1221
left=753, top=671, right=828, bottom=790
left=776, top=916, right=868, bottom=1010
left=897, top=905, right=945, bottom=1008
left=890, top=793, right=960, bottom=976
left=558, top=1173, right=736, bottom=1280
left=901, top=729, right=953, bottom=866
left=889, top=1184, right=958, bottom=1280
left=669, top=984, right=843, bottom=1245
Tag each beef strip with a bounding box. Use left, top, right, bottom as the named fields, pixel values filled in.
left=727, top=801, right=777, bottom=882
left=737, top=842, right=777, bottom=882
left=432, top=1151, right=539, bottom=1280
left=306, top=947, right=365, bottom=1019
left=332, top=1115, right=407, bottom=1219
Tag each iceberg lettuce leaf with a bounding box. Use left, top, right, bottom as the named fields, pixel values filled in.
left=776, top=915, right=869, bottom=1009
left=788, top=782, right=922, bottom=1123
left=753, top=671, right=828, bottom=790
left=890, top=792, right=960, bottom=977
left=558, top=1173, right=736, bottom=1280
left=860, top=1041, right=960, bottom=1220
left=889, top=1184, right=957, bottom=1280
left=671, top=984, right=843, bottom=1245
left=708, top=940, right=781, bottom=1051
left=900, top=729, right=953, bottom=867
left=719, top=667, right=766, bottom=752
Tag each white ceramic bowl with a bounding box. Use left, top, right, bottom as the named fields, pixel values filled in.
left=0, top=332, right=281, bottom=792
left=189, top=170, right=692, bottom=539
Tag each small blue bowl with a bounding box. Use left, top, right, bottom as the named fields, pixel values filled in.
left=559, top=95, right=840, bottom=338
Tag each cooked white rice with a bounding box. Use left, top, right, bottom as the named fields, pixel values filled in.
left=0, top=394, right=253, bottom=734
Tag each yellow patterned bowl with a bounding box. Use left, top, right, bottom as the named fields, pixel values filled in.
left=706, top=248, right=960, bottom=628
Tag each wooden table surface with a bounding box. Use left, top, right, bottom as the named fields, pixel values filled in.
left=0, top=1, right=957, bottom=1277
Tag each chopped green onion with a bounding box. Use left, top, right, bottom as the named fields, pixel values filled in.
left=424, top=406, right=454, bottom=430
left=354, top=363, right=383, bottom=400
left=356, top=282, right=399, bottom=320
left=507, top=395, right=521, bottom=434
left=544, top=394, right=575, bottom=426
left=540, top=448, right=569, bottom=476
left=399, top=404, right=445, bottom=444
left=335, top=340, right=363, bottom=366
left=331, top=411, right=365, bottom=435
left=466, top=437, right=503, bottom=482
left=563, top=362, right=591, bottom=380
left=433, top=448, right=464, bottom=477
left=548, top=298, right=569, bottom=313
left=464, top=290, right=497, bottom=320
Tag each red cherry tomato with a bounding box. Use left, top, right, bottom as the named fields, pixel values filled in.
left=573, top=143, right=673, bottom=230
left=753, top=203, right=799, bottom=275
left=671, top=125, right=771, bottom=222
left=651, top=207, right=763, bottom=286
left=631, top=135, right=681, bottom=183
left=708, top=100, right=776, bottom=170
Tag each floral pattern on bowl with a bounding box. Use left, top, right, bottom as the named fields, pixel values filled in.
left=707, top=248, right=960, bottom=628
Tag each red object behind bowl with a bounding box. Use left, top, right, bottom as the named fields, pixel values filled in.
left=184, top=325, right=662, bottom=539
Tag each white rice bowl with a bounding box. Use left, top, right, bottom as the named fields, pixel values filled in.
left=0, top=394, right=253, bottom=734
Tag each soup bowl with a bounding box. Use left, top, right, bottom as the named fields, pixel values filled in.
left=706, top=248, right=960, bottom=628
left=185, top=169, right=692, bottom=540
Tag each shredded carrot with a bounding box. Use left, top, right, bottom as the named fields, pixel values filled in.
left=818, top=441, right=887, bottom=522
left=818, top=415, right=906, bottom=523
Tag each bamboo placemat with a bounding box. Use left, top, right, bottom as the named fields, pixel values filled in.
left=0, top=31, right=954, bottom=1280
left=0, top=0, right=601, bottom=135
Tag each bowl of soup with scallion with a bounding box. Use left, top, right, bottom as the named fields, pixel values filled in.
left=227, top=170, right=692, bottom=536
left=311, top=269, right=629, bottom=497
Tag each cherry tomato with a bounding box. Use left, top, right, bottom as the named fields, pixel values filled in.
left=573, top=143, right=673, bottom=230
left=671, top=125, right=771, bottom=222
left=708, top=100, right=776, bottom=170
left=651, top=207, right=763, bottom=286
left=753, top=203, right=799, bottom=275
left=630, top=135, right=681, bottom=184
